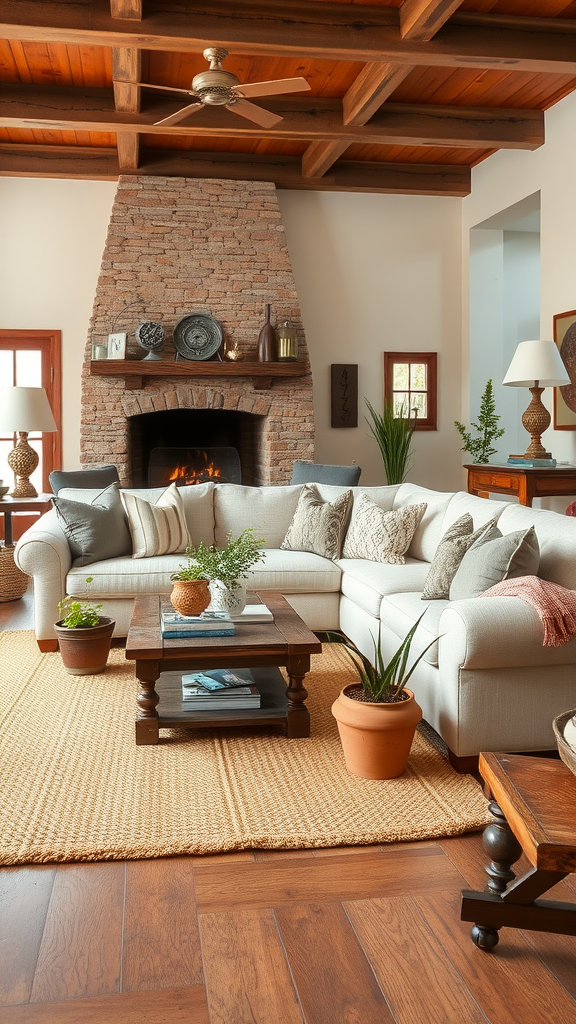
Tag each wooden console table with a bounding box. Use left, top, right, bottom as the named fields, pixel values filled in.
left=465, top=463, right=576, bottom=507
left=461, top=752, right=576, bottom=950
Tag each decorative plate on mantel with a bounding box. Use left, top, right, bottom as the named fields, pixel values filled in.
left=173, top=314, right=223, bottom=361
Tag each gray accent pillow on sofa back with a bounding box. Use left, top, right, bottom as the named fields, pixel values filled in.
left=422, top=513, right=501, bottom=601
left=52, top=482, right=132, bottom=566
left=449, top=524, right=540, bottom=600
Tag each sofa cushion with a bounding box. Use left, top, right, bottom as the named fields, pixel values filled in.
left=422, top=513, right=501, bottom=601
left=393, top=483, right=454, bottom=562
left=338, top=557, right=431, bottom=618
left=450, top=524, right=540, bottom=600
left=290, top=461, right=361, bottom=486
left=281, top=484, right=352, bottom=559
left=49, top=464, right=119, bottom=494
left=120, top=482, right=190, bottom=558
left=497, top=502, right=576, bottom=590
left=214, top=483, right=303, bottom=548
left=342, top=496, right=426, bottom=565
left=52, top=482, right=132, bottom=567
left=380, top=592, right=446, bottom=667
left=65, top=548, right=341, bottom=598
left=441, top=490, right=510, bottom=535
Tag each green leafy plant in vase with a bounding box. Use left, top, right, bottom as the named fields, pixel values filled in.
left=187, top=528, right=265, bottom=615
left=365, top=398, right=417, bottom=485
left=328, top=614, right=437, bottom=779
left=454, top=379, right=505, bottom=464
left=55, top=576, right=115, bottom=675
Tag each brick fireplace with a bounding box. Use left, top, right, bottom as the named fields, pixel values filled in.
left=81, top=175, right=314, bottom=486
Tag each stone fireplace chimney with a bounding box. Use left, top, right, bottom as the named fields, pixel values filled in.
left=81, top=175, right=314, bottom=486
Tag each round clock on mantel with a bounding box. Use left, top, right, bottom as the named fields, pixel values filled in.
left=173, top=314, right=223, bottom=361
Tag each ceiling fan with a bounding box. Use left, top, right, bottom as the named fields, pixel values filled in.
left=127, top=48, right=311, bottom=129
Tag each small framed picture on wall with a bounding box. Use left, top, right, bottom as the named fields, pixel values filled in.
left=553, top=310, right=576, bottom=429
left=107, top=332, right=127, bottom=359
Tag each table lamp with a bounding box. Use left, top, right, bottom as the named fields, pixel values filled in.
left=0, top=386, right=57, bottom=497
left=502, top=340, right=569, bottom=462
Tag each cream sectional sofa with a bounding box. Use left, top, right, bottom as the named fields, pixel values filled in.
left=15, top=480, right=576, bottom=768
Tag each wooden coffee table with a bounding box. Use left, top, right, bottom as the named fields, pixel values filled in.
left=125, top=591, right=322, bottom=745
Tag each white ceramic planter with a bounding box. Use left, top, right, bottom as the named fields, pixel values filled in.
left=209, top=580, right=247, bottom=616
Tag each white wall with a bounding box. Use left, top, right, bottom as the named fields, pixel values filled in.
left=278, top=191, right=463, bottom=489
left=462, top=88, right=576, bottom=489
left=0, top=178, right=116, bottom=470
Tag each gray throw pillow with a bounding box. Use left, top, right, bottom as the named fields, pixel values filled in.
left=49, top=464, right=119, bottom=495
left=422, top=513, right=501, bottom=601
left=281, top=483, right=352, bottom=560
left=52, top=482, right=132, bottom=566
left=449, top=524, right=540, bottom=600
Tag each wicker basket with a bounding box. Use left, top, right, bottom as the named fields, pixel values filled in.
left=552, top=709, right=576, bottom=777
left=0, top=543, right=29, bottom=602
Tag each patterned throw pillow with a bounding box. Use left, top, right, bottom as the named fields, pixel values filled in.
left=449, top=524, right=540, bottom=600
left=421, top=513, right=501, bottom=601
left=120, top=482, right=191, bottom=559
left=342, top=493, right=427, bottom=565
left=280, top=484, right=352, bottom=560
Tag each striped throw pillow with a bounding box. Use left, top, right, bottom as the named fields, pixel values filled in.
left=120, top=482, right=191, bottom=559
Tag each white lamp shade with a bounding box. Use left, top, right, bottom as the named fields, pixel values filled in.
left=0, top=386, right=57, bottom=432
left=502, top=340, right=570, bottom=388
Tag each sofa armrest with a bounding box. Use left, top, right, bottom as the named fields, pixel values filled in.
left=14, top=509, right=71, bottom=641
left=439, top=596, right=576, bottom=670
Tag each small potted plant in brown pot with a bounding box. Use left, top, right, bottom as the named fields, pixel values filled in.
left=329, top=615, right=436, bottom=780
left=169, top=559, right=211, bottom=617
left=55, top=577, right=115, bottom=675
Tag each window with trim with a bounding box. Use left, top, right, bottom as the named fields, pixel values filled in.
left=383, top=352, right=437, bottom=431
left=0, top=330, right=62, bottom=492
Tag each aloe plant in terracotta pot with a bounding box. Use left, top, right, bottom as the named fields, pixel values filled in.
left=329, top=614, right=437, bottom=779
left=55, top=577, right=115, bottom=675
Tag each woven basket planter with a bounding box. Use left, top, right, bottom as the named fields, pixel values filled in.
left=0, top=543, right=29, bottom=603
left=170, top=579, right=211, bottom=617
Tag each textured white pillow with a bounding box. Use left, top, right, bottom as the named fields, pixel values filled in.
left=121, top=482, right=191, bottom=559
left=281, top=484, right=352, bottom=560
left=342, top=493, right=427, bottom=565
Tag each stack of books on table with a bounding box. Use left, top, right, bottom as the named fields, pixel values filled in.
left=160, top=608, right=235, bottom=638
left=181, top=668, right=261, bottom=711
left=231, top=603, right=273, bottom=623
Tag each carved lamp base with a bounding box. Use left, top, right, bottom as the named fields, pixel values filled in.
left=511, top=385, right=553, bottom=460
left=8, top=432, right=40, bottom=498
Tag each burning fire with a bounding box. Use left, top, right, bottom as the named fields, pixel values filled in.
left=168, top=459, right=222, bottom=486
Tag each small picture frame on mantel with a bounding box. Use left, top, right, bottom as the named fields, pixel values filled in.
left=107, top=332, right=127, bottom=359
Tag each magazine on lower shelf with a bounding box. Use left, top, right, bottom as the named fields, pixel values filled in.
left=181, top=668, right=261, bottom=709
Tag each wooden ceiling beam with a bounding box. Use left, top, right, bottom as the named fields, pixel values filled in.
left=0, top=87, right=545, bottom=151
left=0, top=143, right=471, bottom=196
left=342, top=64, right=414, bottom=126
left=110, top=0, right=142, bottom=19
left=111, top=48, right=141, bottom=169
left=400, top=0, right=465, bottom=42
left=2, top=1, right=576, bottom=73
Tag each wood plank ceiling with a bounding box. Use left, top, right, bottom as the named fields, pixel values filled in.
left=1, top=0, right=576, bottom=195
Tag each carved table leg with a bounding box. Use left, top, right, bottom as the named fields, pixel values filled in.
left=470, top=800, right=523, bottom=950
left=135, top=659, right=160, bottom=745
left=285, top=653, right=310, bottom=738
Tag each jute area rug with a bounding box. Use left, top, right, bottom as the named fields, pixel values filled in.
left=0, top=631, right=490, bottom=865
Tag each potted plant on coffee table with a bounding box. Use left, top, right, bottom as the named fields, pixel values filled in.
left=186, top=528, right=265, bottom=615
left=54, top=577, right=115, bottom=675
left=329, top=614, right=436, bottom=779
left=169, top=558, right=211, bottom=617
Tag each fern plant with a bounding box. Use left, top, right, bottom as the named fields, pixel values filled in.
left=454, top=379, right=505, bottom=464
left=184, top=528, right=265, bottom=589
left=365, top=398, right=416, bottom=485
left=57, top=576, right=102, bottom=627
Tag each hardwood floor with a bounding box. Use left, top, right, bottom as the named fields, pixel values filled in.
left=2, top=596, right=576, bottom=1023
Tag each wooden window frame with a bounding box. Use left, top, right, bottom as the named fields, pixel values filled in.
left=0, top=329, right=62, bottom=491
left=383, top=351, right=437, bottom=431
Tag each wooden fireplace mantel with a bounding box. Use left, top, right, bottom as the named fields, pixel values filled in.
left=89, top=359, right=310, bottom=391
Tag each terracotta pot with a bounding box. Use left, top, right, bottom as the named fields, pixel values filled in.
left=170, top=578, right=211, bottom=616
left=331, top=685, right=422, bottom=780
left=54, top=617, right=115, bottom=676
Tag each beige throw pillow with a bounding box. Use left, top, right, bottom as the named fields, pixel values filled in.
left=342, top=493, right=427, bottom=565
left=281, top=484, right=352, bottom=560
left=121, top=482, right=191, bottom=559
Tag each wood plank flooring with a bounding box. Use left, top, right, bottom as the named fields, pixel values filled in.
left=2, top=598, right=576, bottom=1022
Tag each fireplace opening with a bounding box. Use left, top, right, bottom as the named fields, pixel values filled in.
left=148, top=447, right=241, bottom=487
left=128, top=408, right=264, bottom=487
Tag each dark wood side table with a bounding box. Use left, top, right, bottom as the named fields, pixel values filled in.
left=465, top=463, right=576, bottom=507
left=461, top=752, right=576, bottom=949
left=0, top=494, right=53, bottom=602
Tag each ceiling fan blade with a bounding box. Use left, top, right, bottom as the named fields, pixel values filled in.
left=154, top=103, right=203, bottom=126
left=232, top=77, right=311, bottom=99
left=228, top=98, right=283, bottom=128
left=120, top=81, right=193, bottom=96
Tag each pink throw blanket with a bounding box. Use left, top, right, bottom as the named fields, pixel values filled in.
left=479, top=576, right=576, bottom=647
